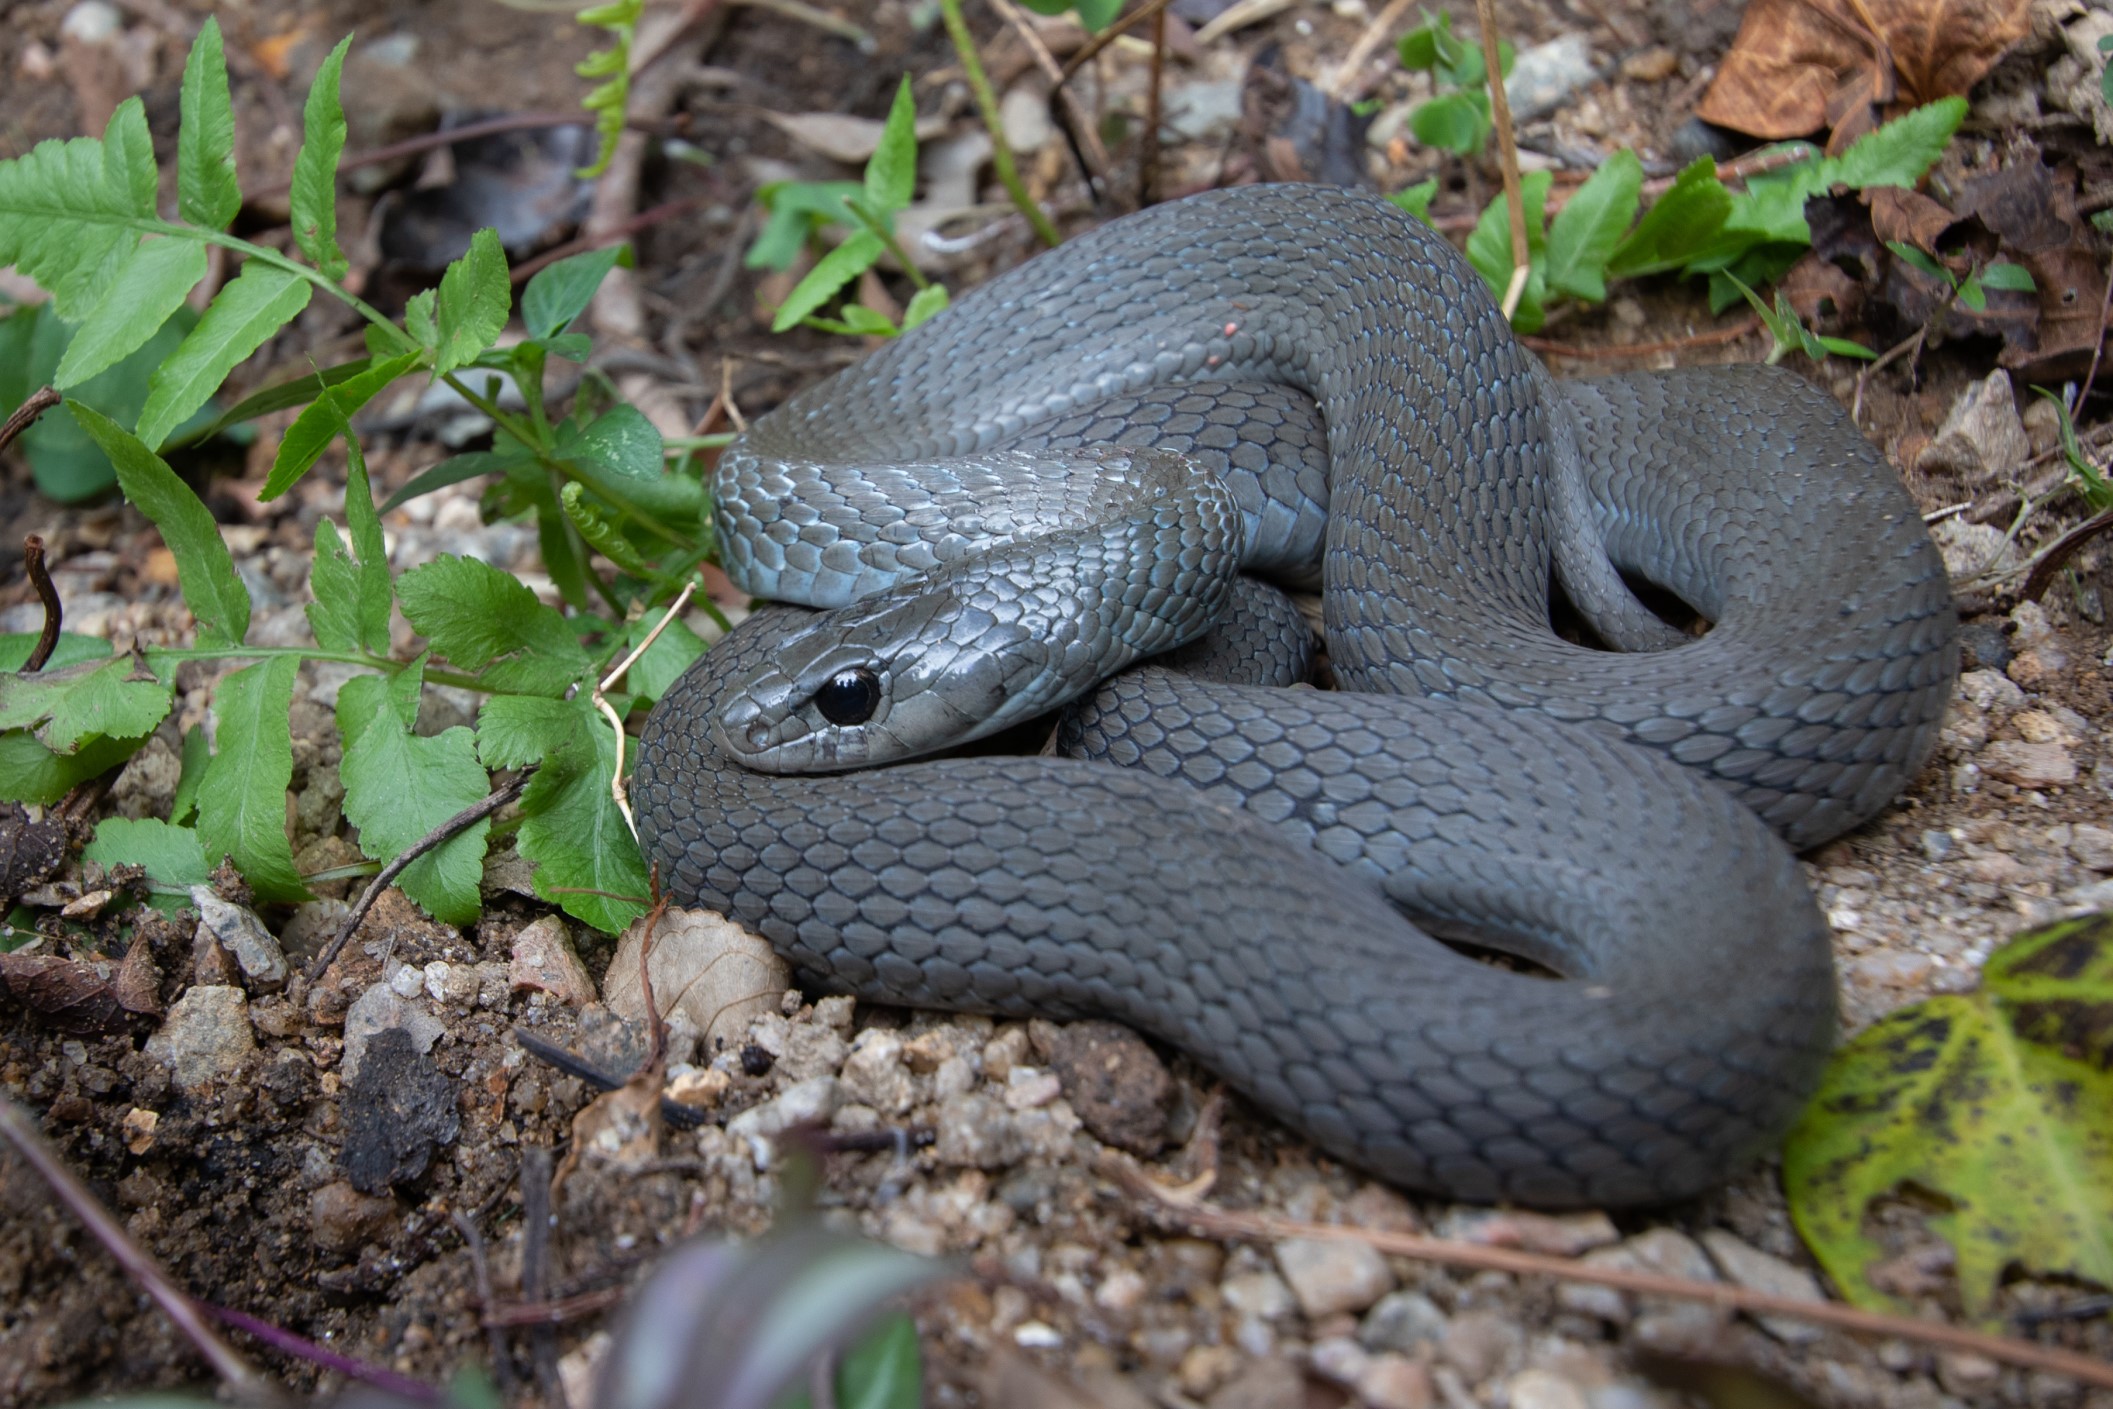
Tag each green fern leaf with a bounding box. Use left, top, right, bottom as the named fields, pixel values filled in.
left=0, top=98, right=158, bottom=321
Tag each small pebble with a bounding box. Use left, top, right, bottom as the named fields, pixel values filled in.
left=1274, top=1236, right=1396, bottom=1318
left=1506, top=1369, right=1590, bottom=1409
left=1222, top=1270, right=1297, bottom=1320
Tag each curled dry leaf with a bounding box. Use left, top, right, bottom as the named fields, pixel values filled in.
left=603, top=907, right=790, bottom=1055
left=0, top=952, right=127, bottom=1031
left=1698, top=0, right=2032, bottom=144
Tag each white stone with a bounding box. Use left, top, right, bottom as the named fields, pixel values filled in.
left=1274, top=1236, right=1396, bottom=1318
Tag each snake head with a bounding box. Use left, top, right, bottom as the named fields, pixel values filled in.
left=713, top=588, right=1067, bottom=773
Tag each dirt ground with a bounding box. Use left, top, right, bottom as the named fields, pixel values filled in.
left=2, top=1, right=2112, bottom=1407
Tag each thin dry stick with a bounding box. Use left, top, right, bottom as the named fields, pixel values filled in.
left=1107, top=1162, right=2113, bottom=1390
left=1142, top=5, right=1166, bottom=206
left=986, top=0, right=1112, bottom=191
left=1325, top=0, right=1418, bottom=103
left=303, top=774, right=531, bottom=982
left=452, top=1210, right=518, bottom=1400
left=21, top=535, right=61, bottom=672
left=594, top=580, right=699, bottom=842
left=0, top=1094, right=275, bottom=1401
left=1473, top=0, right=1530, bottom=320
left=1056, top=0, right=1179, bottom=85
left=0, top=385, right=61, bottom=458
left=2020, top=504, right=2113, bottom=603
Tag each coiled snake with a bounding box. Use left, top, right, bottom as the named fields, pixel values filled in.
left=634, top=184, right=1957, bottom=1207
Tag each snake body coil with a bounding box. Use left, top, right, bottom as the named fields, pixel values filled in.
left=635, top=184, right=1957, bottom=1206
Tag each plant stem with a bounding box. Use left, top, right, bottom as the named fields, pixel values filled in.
left=1472, top=0, right=1529, bottom=320
left=143, top=645, right=487, bottom=693
left=940, top=0, right=1060, bottom=248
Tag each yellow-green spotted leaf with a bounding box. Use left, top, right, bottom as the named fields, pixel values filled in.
left=1784, top=914, right=2113, bottom=1318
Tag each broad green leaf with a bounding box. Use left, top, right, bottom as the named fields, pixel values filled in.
left=404, top=288, right=439, bottom=350
left=69, top=404, right=251, bottom=646
left=86, top=816, right=211, bottom=894
left=433, top=228, right=512, bottom=376
left=1409, top=92, right=1488, bottom=156
left=619, top=615, right=706, bottom=703
left=342, top=440, right=393, bottom=655
left=0, top=730, right=143, bottom=806
left=1465, top=170, right=1550, bottom=332
left=15, top=302, right=215, bottom=501
left=0, top=98, right=155, bottom=321
left=263, top=350, right=422, bottom=500
left=564, top=403, right=663, bottom=480
left=379, top=449, right=530, bottom=513
left=56, top=239, right=209, bottom=389
left=834, top=1314, right=922, bottom=1409
left=1785, top=913, right=2113, bottom=1320
left=773, top=229, right=885, bottom=333
left=747, top=181, right=862, bottom=271
left=307, top=521, right=364, bottom=653
left=177, top=18, right=240, bottom=230
left=397, top=555, right=589, bottom=696
left=136, top=261, right=312, bottom=449
left=477, top=693, right=646, bottom=932
left=196, top=655, right=307, bottom=902
left=338, top=662, right=491, bottom=925
left=0, top=655, right=171, bottom=754
left=900, top=283, right=949, bottom=332
left=1607, top=157, right=1732, bottom=279
left=1545, top=150, right=1641, bottom=304
left=290, top=35, right=353, bottom=280
left=866, top=77, right=919, bottom=213
left=0, top=633, right=111, bottom=672
left=1957, top=270, right=1987, bottom=313
left=1388, top=178, right=1439, bottom=223
left=1824, top=96, right=1966, bottom=192
left=1980, top=261, right=2036, bottom=292
left=522, top=244, right=628, bottom=339
left=187, top=357, right=375, bottom=442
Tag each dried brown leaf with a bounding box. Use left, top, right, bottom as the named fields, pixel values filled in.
left=1698, top=0, right=2032, bottom=141
left=603, top=907, right=789, bottom=1054
left=0, top=804, right=65, bottom=902
left=0, top=952, right=122, bottom=1032
left=1869, top=186, right=1959, bottom=251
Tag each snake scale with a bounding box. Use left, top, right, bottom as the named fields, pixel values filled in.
left=634, top=184, right=1958, bottom=1207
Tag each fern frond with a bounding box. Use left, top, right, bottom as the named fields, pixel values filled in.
left=0, top=98, right=158, bottom=321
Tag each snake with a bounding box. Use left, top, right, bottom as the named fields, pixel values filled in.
left=634, top=183, right=1958, bottom=1207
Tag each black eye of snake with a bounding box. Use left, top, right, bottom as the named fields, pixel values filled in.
left=813, top=667, right=882, bottom=726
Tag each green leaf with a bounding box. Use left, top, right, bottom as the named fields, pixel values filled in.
left=899, top=283, right=949, bottom=332
left=747, top=181, right=863, bottom=271
left=0, top=655, right=171, bottom=754
left=0, top=634, right=110, bottom=672
left=1885, top=240, right=1947, bottom=280
left=866, top=77, right=919, bottom=214
left=0, top=730, right=144, bottom=806
left=1814, top=335, right=1876, bottom=360
left=810, top=304, right=899, bottom=338
left=1387, top=178, right=1439, bottom=223
left=522, top=244, right=629, bottom=339
left=773, top=230, right=886, bottom=333
left=195, top=655, right=307, bottom=903
left=0, top=98, right=155, bottom=321
left=263, top=350, right=422, bottom=500
left=177, top=18, right=240, bottom=231
left=563, top=403, right=663, bottom=480
left=619, top=615, right=706, bottom=704
left=1545, top=150, right=1641, bottom=304
left=433, top=228, right=512, bottom=376
left=1957, top=269, right=1987, bottom=313
left=187, top=357, right=376, bottom=442
left=290, top=34, right=353, bottom=281
left=308, top=439, right=391, bottom=653
left=1016, top=0, right=1120, bottom=26
left=1824, top=96, right=1966, bottom=192
left=171, top=723, right=208, bottom=825
left=833, top=1314, right=922, bottom=1409
left=338, top=661, right=491, bottom=925
left=85, top=816, right=211, bottom=894
left=379, top=449, right=529, bottom=513
left=1980, top=261, right=2036, bottom=292
left=1606, top=157, right=1732, bottom=278
left=397, top=555, right=589, bottom=696
left=16, top=302, right=218, bottom=501
left=69, top=404, right=251, bottom=646
left=404, top=288, right=439, bottom=350
left=136, top=260, right=313, bottom=449
left=55, top=238, right=209, bottom=389
left=1409, top=92, right=1489, bottom=156
left=1464, top=170, right=1550, bottom=332
left=1397, top=22, right=1440, bottom=70
left=477, top=694, right=646, bottom=933
left=1785, top=913, right=2113, bottom=1320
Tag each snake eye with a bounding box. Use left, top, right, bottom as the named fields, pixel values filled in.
left=812, top=667, right=882, bottom=726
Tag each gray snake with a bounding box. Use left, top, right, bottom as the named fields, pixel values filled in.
left=634, top=184, right=1957, bottom=1207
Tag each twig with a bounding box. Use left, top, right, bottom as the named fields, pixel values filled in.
left=22, top=535, right=61, bottom=671
left=1142, top=5, right=1167, bottom=206
left=940, top=0, right=1062, bottom=247
left=594, top=581, right=699, bottom=843
left=510, top=195, right=708, bottom=285
left=1056, top=0, right=1179, bottom=85
left=1523, top=316, right=1760, bottom=361
left=1852, top=323, right=1930, bottom=424
left=1326, top=0, right=1418, bottom=103
left=204, top=1304, right=437, bottom=1402
left=986, top=0, right=1112, bottom=193
left=1473, top=0, right=1529, bottom=322
left=511, top=1028, right=714, bottom=1131
left=303, top=774, right=531, bottom=982
left=638, top=873, right=672, bottom=1071
left=521, top=1146, right=566, bottom=1409
left=2080, top=246, right=2113, bottom=409
left=1107, top=1161, right=2113, bottom=1390
left=0, top=1094, right=275, bottom=1401
left=2019, top=504, right=2113, bottom=604
left=453, top=1210, right=518, bottom=1399
left=0, top=386, right=61, bottom=458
